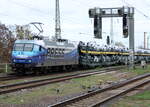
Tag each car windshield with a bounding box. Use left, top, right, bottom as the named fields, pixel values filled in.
left=14, top=43, right=33, bottom=51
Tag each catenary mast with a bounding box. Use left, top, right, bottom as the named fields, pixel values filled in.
left=55, top=0, right=61, bottom=40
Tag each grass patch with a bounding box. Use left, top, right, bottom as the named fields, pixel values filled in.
left=0, top=68, right=103, bottom=85
left=1, top=65, right=149, bottom=105
left=121, top=65, right=150, bottom=75
left=128, top=91, right=150, bottom=100
left=111, top=91, right=150, bottom=107
left=0, top=67, right=12, bottom=73
left=0, top=74, right=118, bottom=104
left=0, top=64, right=12, bottom=73
left=0, top=66, right=117, bottom=85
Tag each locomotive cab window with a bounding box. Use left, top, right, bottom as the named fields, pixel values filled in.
left=24, top=44, right=33, bottom=51
left=33, top=45, right=40, bottom=51
left=33, top=45, right=45, bottom=52
left=39, top=46, right=45, bottom=52
left=14, top=43, right=33, bottom=51
left=14, top=43, right=24, bottom=51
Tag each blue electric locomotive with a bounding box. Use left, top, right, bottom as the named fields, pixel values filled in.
left=11, top=38, right=79, bottom=74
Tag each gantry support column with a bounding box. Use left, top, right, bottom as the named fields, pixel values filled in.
left=128, top=15, right=134, bottom=69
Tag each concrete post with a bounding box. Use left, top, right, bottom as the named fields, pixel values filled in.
left=128, top=16, right=134, bottom=69
left=6, top=63, right=8, bottom=73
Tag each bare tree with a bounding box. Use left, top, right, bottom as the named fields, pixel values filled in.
left=15, top=25, right=32, bottom=39
left=0, top=23, right=15, bottom=63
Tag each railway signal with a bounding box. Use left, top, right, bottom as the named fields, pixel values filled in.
left=94, top=15, right=102, bottom=39
left=123, top=14, right=128, bottom=38
left=89, top=7, right=134, bottom=39
left=89, top=6, right=135, bottom=69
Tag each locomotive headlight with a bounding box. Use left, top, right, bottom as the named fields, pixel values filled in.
left=28, top=59, right=32, bottom=63
left=13, top=59, right=16, bottom=62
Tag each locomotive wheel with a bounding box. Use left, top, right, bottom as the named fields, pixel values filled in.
left=33, top=68, right=41, bottom=75
left=16, top=69, right=26, bottom=75
left=64, top=65, right=72, bottom=71
left=33, top=71, right=40, bottom=75
left=41, top=68, right=48, bottom=74
left=12, top=67, right=17, bottom=73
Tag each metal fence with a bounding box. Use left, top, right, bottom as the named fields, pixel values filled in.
left=0, top=63, right=11, bottom=73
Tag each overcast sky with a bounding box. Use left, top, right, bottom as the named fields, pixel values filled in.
left=0, top=0, right=150, bottom=48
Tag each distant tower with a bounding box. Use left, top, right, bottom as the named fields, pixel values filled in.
left=55, top=0, right=61, bottom=40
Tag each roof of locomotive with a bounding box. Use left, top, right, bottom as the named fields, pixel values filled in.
left=14, top=39, right=77, bottom=49
left=44, top=39, right=76, bottom=48
left=15, top=40, right=45, bottom=47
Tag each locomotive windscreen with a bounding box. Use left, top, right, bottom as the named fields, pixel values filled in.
left=14, top=43, right=34, bottom=51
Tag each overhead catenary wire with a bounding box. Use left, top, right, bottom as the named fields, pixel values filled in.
left=0, top=0, right=149, bottom=30
left=6, top=0, right=87, bottom=25
left=0, top=11, right=52, bottom=23
left=0, top=0, right=54, bottom=24
left=6, top=0, right=50, bottom=15
left=1, top=0, right=149, bottom=21
left=122, top=0, right=150, bottom=20
left=0, top=0, right=117, bottom=25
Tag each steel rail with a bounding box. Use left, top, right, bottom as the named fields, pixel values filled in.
left=0, top=66, right=123, bottom=95
left=49, top=73, right=150, bottom=107
left=0, top=66, right=123, bottom=82
left=91, top=79, right=150, bottom=107
left=0, top=75, right=24, bottom=81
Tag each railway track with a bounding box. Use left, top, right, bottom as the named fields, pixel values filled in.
left=0, top=70, right=80, bottom=81
left=0, top=72, right=65, bottom=81
left=0, top=64, right=142, bottom=82
left=49, top=73, right=150, bottom=107
left=0, top=66, right=124, bottom=95
left=0, top=74, right=27, bottom=81
left=0, top=65, right=125, bottom=82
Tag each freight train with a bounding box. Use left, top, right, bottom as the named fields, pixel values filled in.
left=11, top=37, right=150, bottom=74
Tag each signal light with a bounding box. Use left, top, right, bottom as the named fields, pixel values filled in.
left=118, top=9, right=122, bottom=15
left=102, top=11, right=105, bottom=15
left=89, top=9, right=95, bottom=18
left=94, top=16, right=98, bottom=36
left=123, top=14, right=128, bottom=38
left=123, top=14, right=127, bottom=26
left=94, top=16, right=98, bottom=27
left=89, top=10, right=92, bottom=17
left=93, top=16, right=102, bottom=39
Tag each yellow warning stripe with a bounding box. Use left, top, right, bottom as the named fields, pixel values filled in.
left=80, top=50, right=150, bottom=56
